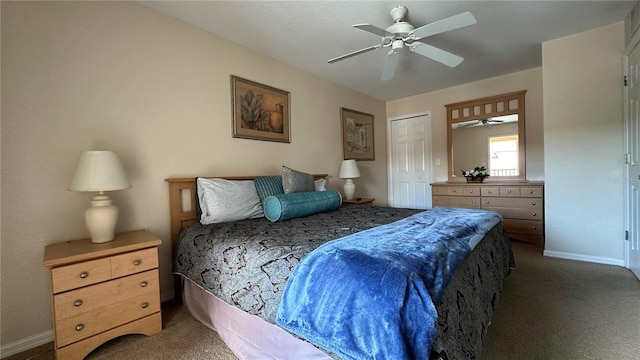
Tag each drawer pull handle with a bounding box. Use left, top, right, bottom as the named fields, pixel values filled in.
left=140, top=281, right=148, bottom=288
left=142, top=302, right=149, bottom=309
left=74, top=300, right=83, bottom=307
left=75, top=324, right=84, bottom=332
left=79, top=272, right=88, bottom=279
left=134, top=260, right=141, bottom=266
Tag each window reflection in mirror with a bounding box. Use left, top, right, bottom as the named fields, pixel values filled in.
left=451, top=114, right=518, bottom=177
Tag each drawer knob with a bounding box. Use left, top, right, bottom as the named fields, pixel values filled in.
left=79, top=272, right=88, bottom=279
left=532, top=226, right=537, bottom=230
left=508, top=190, right=512, bottom=193
left=140, top=281, right=148, bottom=288
left=532, top=202, right=537, bottom=205
left=469, top=190, right=474, bottom=193
left=532, top=213, right=537, bottom=217
left=529, top=190, right=534, bottom=194
left=75, top=324, right=84, bottom=332
left=487, top=190, right=492, bottom=193
left=142, top=302, right=149, bottom=309
left=74, top=300, right=83, bottom=307
left=485, top=201, right=490, bottom=204
left=452, top=189, right=457, bottom=193
left=472, top=200, right=476, bottom=204
left=133, top=260, right=141, bottom=266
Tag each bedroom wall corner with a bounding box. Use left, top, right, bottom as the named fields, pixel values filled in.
left=542, top=22, right=625, bottom=262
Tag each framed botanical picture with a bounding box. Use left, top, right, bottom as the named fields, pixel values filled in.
left=231, top=75, right=290, bottom=143
left=341, top=107, right=375, bottom=161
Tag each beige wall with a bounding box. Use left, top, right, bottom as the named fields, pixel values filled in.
left=387, top=68, right=544, bottom=182
left=0, top=1, right=387, bottom=349
left=542, top=22, right=625, bottom=262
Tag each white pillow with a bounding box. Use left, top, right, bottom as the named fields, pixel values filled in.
left=197, top=178, right=264, bottom=224
left=314, top=178, right=327, bottom=191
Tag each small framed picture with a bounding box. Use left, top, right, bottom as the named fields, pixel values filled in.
left=231, top=75, right=290, bottom=143
left=341, top=108, right=374, bottom=161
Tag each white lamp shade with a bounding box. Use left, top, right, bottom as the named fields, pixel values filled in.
left=68, top=151, right=131, bottom=192
left=339, top=159, right=361, bottom=179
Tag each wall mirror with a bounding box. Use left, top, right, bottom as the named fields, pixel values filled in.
left=446, top=90, right=527, bottom=182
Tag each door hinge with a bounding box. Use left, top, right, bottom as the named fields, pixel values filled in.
left=626, top=230, right=630, bottom=240
left=624, top=75, right=628, bottom=86
left=624, top=153, right=631, bottom=164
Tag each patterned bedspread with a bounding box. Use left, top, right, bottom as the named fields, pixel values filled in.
left=174, top=205, right=420, bottom=323
left=174, top=205, right=514, bottom=359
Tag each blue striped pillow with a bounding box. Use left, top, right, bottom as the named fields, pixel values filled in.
left=254, top=176, right=284, bottom=205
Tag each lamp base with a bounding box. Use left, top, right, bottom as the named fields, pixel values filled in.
left=85, top=193, right=119, bottom=243
left=343, top=179, right=356, bottom=200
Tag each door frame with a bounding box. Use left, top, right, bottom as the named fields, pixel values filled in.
left=386, top=111, right=432, bottom=208
left=623, top=35, right=639, bottom=273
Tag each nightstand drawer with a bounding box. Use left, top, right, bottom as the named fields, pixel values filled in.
left=111, top=247, right=158, bottom=278
left=51, top=258, right=111, bottom=294
left=55, top=292, right=160, bottom=347
left=54, top=270, right=159, bottom=320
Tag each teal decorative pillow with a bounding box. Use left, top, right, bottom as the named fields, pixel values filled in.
left=282, top=166, right=315, bottom=193
left=264, top=190, right=342, bottom=222
left=254, top=176, right=284, bottom=205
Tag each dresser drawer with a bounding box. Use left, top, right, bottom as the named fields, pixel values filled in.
left=499, top=187, right=520, bottom=197
left=111, top=248, right=158, bottom=278
left=54, top=270, right=160, bottom=320
left=51, top=258, right=111, bottom=294
left=432, top=186, right=447, bottom=195
left=486, top=207, right=543, bottom=221
left=433, top=196, right=480, bottom=208
left=55, top=292, right=160, bottom=347
left=482, top=197, right=542, bottom=210
left=503, top=219, right=544, bottom=236
left=480, top=187, right=500, bottom=196
left=520, top=187, right=543, bottom=198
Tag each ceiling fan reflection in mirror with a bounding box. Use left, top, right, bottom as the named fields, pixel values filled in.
left=327, top=5, right=477, bottom=81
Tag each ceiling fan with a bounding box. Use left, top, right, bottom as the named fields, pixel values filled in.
left=454, top=118, right=505, bottom=129
left=328, top=5, right=477, bottom=81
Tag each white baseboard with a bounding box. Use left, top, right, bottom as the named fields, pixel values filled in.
left=543, top=250, right=626, bottom=267
left=1, top=330, right=53, bottom=359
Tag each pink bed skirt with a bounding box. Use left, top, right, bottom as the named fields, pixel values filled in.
left=182, top=278, right=331, bottom=360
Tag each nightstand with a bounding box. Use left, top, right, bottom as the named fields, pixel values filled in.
left=342, top=197, right=375, bottom=205
left=43, top=230, right=162, bottom=360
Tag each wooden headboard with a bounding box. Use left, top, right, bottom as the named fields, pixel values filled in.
left=165, top=174, right=329, bottom=255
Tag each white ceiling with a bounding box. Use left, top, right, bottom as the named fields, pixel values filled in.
left=141, top=1, right=635, bottom=101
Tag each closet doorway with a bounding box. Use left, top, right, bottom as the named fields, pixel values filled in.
left=388, top=113, right=432, bottom=209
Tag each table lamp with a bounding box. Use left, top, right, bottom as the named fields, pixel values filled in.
left=339, top=159, right=361, bottom=200
left=68, top=150, right=131, bottom=243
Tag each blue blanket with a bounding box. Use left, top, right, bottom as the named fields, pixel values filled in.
left=276, top=207, right=502, bottom=360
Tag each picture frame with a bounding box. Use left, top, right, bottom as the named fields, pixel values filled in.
left=341, top=107, right=375, bottom=161
left=231, top=75, right=290, bottom=143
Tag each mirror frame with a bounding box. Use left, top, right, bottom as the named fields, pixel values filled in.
left=446, top=90, right=527, bottom=182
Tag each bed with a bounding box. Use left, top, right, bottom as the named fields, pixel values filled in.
left=166, top=173, right=514, bottom=360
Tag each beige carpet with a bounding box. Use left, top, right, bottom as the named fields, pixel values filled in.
left=9, top=241, right=640, bottom=360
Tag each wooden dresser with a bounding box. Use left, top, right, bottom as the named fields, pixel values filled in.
left=432, top=182, right=544, bottom=248
left=43, top=230, right=162, bottom=359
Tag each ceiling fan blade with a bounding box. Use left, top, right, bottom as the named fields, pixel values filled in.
left=409, top=11, right=477, bottom=40
left=353, top=23, right=393, bottom=38
left=381, top=50, right=400, bottom=81
left=409, top=42, right=463, bottom=67
left=327, top=44, right=382, bottom=63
